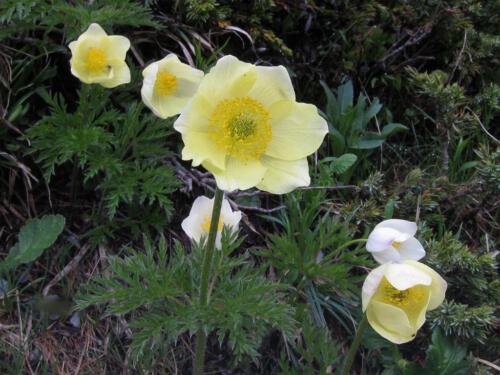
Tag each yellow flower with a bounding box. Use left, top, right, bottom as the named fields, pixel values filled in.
left=141, top=54, right=204, bottom=119
left=362, top=260, right=447, bottom=344
left=174, top=55, right=328, bottom=193
left=68, top=23, right=131, bottom=88
left=181, top=195, right=242, bottom=249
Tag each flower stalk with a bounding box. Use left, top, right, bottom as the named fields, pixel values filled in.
left=193, top=187, right=224, bottom=375
left=340, top=313, right=368, bottom=375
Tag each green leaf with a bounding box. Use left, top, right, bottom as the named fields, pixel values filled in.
left=381, top=123, right=408, bottom=138
left=1, top=214, right=65, bottom=272
left=330, top=153, right=358, bottom=174
left=337, top=79, right=354, bottom=113
left=350, top=135, right=385, bottom=149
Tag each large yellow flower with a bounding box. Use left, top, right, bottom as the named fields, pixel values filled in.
left=362, top=260, right=447, bottom=344
left=141, top=54, right=204, bottom=119
left=68, top=23, right=131, bottom=88
left=173, top=55, right=328, bottom=193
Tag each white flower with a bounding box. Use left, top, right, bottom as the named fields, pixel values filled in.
left=141, top=54, right=204, bottom=119
left=366, top=219, right=425, bottom=264
left=362, top=260, right=447, bottom=344
left=181, top=195, right=242, bottom=249
left=68, top=23, right=131, bottom=88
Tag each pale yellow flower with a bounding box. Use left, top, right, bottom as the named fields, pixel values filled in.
left=181, top=195, right=242, bottom=249
left=141, top=54, right=204, bottom=119
left=362, top=260, right=446, bottom=344
left=174, top=55, right=328, bottom=193
left=68, top=23, right=131, bottom=88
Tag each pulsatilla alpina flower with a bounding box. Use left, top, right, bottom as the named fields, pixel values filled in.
left=141, top=54, right=204, bottom=119
left=366, top=219, right=425, bottom=264
left=174, top=55, right=328, bottom=193
left=68, top=23, right=130, bottom=88
left=181, top=195, right=242, bottom=249
left=362, top=260, right=446, bottom=344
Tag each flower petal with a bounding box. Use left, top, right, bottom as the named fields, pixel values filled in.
left=107, top=35, right=131, bottom=60
left=372, top=248, right=401, bottom=264
left=366, top=226, right=401, bottom=252
left=398, top=237, right=426, bottom=261
left=248, top=65, right=295, bottom=106
left=101, top=61, right=131, bottom=88
left=197, top=55, right=256, bottom=100
left=405, top=260, right=447, bottom=310
left=385, top=263, right=432, bottom=290
left=367, top=300, right=416, bottom=344
left=84, top=23, right=107, bottom=38
left=362, top=264, right=388, bottom=311
left=206, top=157, right=267, bottom=192
left=256, top=156, right=310, bottom=194
left=265, top=101, right=328, bottom=160
left=375, top=219, right=417, bottom=238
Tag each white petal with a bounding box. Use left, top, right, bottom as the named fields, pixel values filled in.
left=84, top=23, right=107, bottom=38
left=256, top=156, right=310, bottom=194
left=384, top=263, right=432, bottom=290
left=375, top=219, right=417, bottom=238
left=366, top=226, right=401, bottom=252
left=398, top=237, right=426, bottom=261
left=372, top=248, right=401, bottom=264
left=362, top=264, right=388, bottom=311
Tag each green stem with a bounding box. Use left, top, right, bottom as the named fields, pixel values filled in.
left=340, top=313, right=368, bottom=375
left=320, top=238, right=367, bottom=265
left=193, top=187, right=224, bottom=375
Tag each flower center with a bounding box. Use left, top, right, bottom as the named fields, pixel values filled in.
left=379, top=278, right=426, bottom=309
left=201, top=214, right=224, bottom=233
left=209, top=97, right=272, bottom=161
left=154, top=70, right=177, bottom=96
left=392, top=241, right=402, bottom=249
left=85, top=47, right=108, bottom=74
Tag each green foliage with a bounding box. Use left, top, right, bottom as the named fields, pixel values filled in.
left=77, top=233, right=296, bottom=366
left=260, top=191, right=369, bottom=330
left=320, top=79, right=406, bottom=182
left=429, top=301, right=496, bottom=345
left=425, top=232, right=498, bottom=305
left=1, top=214, right=65, bottom=272
left=0, top=0, right=159, bottom=41
left=278, top=315, right=341, bottom=375
left=26, top=86, right=178, bottom=224
left=401, top=329, right=470, bottom=375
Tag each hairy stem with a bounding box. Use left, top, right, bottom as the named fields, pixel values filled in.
left=193, top=187, right=224, bottom=375
left=340, top=313, right=368, bottom=375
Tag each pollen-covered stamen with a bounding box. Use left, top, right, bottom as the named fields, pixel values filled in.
left=378, top=278, right=427, bottom=311
left=209, top=97, right=272, bottom=161
left=85, top=47, right=108, bottom=74
left=392, top=241, right=402, bottom=248
left=154, top=70, right=177, bottom=96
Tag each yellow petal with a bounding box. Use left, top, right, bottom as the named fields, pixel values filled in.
left=367, top=300, right=416, bottom=344
left=84, top=23, right=107, bottom=38
left=197, top=55, right=257, bottom=100
left=100, top=60, right=130, bottom=88
left=106, top=35, right=131, bottom=60
left=256, top=156, right=309, bottom=194
left=204, top=157, right=267, bottom=192
left=362, top=264, right=388, bottom=311
left=265, top=101, right=328, bottom=160
left=248, top=65, right=295, bottom=105
left=181, top=130, right=226, bottom=170
left=404, top=260, right=447, bottom=310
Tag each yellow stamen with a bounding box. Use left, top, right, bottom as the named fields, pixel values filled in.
left=208, top=97, right=272, bottom=161
left=378, top=278, right=427, bottom=311
left=154, top=70, right=178, bottom=96
left=201, top=214, right=224, bottom=233
left=85, top=47, right=108, bottom=74
left=392, top=241, right=402, bottom=248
